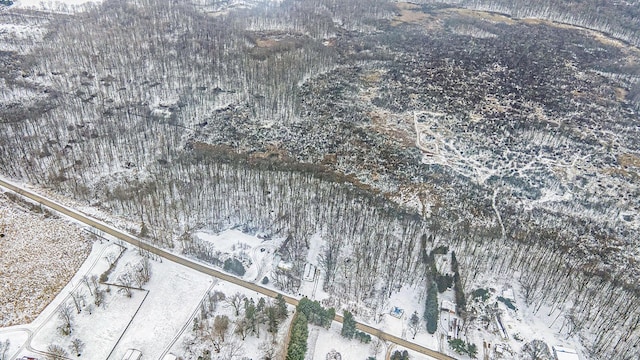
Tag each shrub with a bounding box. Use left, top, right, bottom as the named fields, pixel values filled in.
left=223, top=258, right=245, bottom=276
left=472, top=288, right=490, bottom=302
left=497, top=296, right=517, bottom=311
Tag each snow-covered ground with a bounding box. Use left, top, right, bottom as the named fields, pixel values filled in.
left=309, top=322, right=379, bottom=360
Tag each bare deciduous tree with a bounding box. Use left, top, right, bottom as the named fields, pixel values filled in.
left=0, top=339, right=10, bottom=360
left=81, top=275, right=93, bottom=296
left=46, top=344, right=69, bottom=360
left=214, top=315, right=230, bottom=342
left=225, top=292, right=245, bottom=317
left=69, top=338, right=85, bottom=357
left=70, top=290, right=85, bottom=314
left=408, top=311, right=421, bottom=339
left=104, top=253, right=118, bottom=267
left=117, top=272, right=133, bottom=297
left=222, top=340, right=244, bottom=360
left=57, top=303, right=74, bottom=336
left=234, top=318, right=249, bottom=341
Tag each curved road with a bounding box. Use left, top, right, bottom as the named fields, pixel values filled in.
left=0, top=177, right=456, bottom=360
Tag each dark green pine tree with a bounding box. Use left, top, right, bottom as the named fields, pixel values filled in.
left=424, top=283, right=439, bottom=334
left=286, top=313, right=308, bottom=360
left=324, top=307, right=336, bottom=328
left=341, top=310, right=357, bottom=339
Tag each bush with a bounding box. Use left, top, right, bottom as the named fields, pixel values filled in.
left=223, top=258, right=245, bottom=276
left=448, top=339, right=478, bottom=358
left=390, top=350, right=409, bottom=360
left=497, top=296, right=517, bottom=311
left=261, top=276, right=269, bottom=284
left=449, top=339, right=466, bottom=354
left=355, top=331, right=372, bottom=343
left=472, top=288, right=490, bottom=302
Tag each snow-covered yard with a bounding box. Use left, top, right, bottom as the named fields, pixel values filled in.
left=309, top=322, right=382, bottom=360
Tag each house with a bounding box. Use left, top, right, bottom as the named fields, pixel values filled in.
left=553, top=346, right=580, bottom=360
left=122, top=349, right=142, bottom=360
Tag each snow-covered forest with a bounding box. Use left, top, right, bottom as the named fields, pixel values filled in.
left=1, top=0, right=640, bottom=358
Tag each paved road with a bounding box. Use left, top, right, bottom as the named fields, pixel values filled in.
left=0, top=177, right=456, bottom=360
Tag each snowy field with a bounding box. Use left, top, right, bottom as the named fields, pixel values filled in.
left=0, top=192, right=91, bottom=327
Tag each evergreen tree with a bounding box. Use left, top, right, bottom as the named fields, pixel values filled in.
left=341, top=310, right=357, bottom=339
left=424, top=284, right=439, bottom=334
left=286, top=313, right=308, bottom=360
left=257, top=297, right=266, bottom=313
left=324, top=307, right=336, bottom=328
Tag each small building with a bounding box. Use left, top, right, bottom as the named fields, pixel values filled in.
left=122, top=349, right=142, bottom=360
left=162, top=354, right=178, bottom=360
left=553, top=346, right=580, bottom=360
